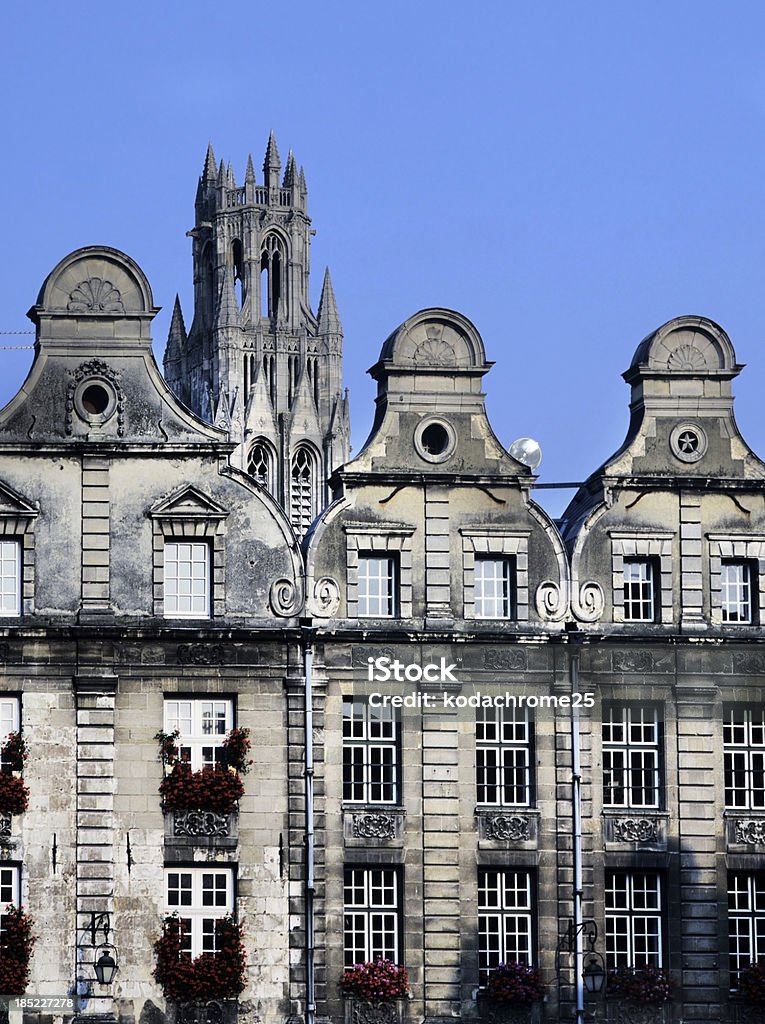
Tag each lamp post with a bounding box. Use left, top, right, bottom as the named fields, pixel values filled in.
left=75, top=911, right=119, bottom=1015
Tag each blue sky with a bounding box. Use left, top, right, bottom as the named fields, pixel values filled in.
left=3, top=2, right=765, bottom=516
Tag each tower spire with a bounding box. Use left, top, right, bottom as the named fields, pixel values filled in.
left=173, top=139, right=350, bottom=528
left=202, top=143, right=217, bottom=182
left=317, top=268, right=341, bottom=335
left=263, top=131, right=281, bottom=191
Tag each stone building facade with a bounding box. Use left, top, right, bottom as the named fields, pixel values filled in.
left=1, top=143, right=764, bottom=1024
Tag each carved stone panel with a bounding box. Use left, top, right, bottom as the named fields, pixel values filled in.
left=164, top=812, right=238, bottom=855
left=603, top=814, right=666, bottom=849
left=343, top=809, right=405, bottom=846
left=727, top=816, right=765, bottom=850
left=174, top=810, right=231, bottom=837
left=477, top=811, right=538, bottom=848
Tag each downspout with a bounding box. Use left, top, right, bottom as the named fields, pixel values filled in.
left=302, top=618, right=316, bottom=1024
left=570, top=637, right=585, bottom=1024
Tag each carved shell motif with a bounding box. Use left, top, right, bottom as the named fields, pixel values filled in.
left=666, top=343, right=707, bottom=371
left=67, top=278, right=125, bottom=314
left=413, top=337, right=457, bottom=366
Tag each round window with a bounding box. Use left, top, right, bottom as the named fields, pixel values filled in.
left=670, top=422, right=707, bottom=463
left=74, top=378, right=117, bottom=426
left=414, top=417, right=456, bottom=464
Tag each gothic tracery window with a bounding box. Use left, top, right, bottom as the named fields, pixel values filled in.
left=260, top=234, right=285, bottom=319
left=291, top=444, right=316, bottom=537
left=247, top=439, right=274, bottom=494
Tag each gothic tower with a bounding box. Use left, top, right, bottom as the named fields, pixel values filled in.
left=164, top=135, right=350, bottom=536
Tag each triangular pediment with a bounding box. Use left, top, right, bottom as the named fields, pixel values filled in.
left=150, top=486, right=229, bottom=521
left=0, top=481, right=38, bottom=519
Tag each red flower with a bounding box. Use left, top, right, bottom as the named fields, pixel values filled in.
left=153, top=914, right=246, bottom=1001
left=485, top=962, right=545, bottom=1005
left=341, top=960, right=409, bottom=1001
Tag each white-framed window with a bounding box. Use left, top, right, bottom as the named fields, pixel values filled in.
left=476, top=706, right=532, bottom=807
left=610, top=534, right=673, bottom=625
left=724, top=707, right=765, bottom=810
left=343, top=699, right=399, bottom=804
left=623, top=559, right=657, bottom=622
left=709, top=537, right=765, bottom=626
left=165, top=867, right=234, bottom=959
left=729, top=872, right=765, bottom=987
left=0, top=866, right=19, bottom=908
left=357, top=555, right=397, bottom=618
left=164, top=699, right=233, bottom=772
left=478, top=869, right=534, bottom=983
left=474, top=557, right=514, bottom=619
left=602, top=706, right=661, bottom=809
left=721, top=561, right=755, bottom=624
left=461, top=530, right=529, bottom=622
left=0, top=698, right=20, bottom=772
left=164, top=541, right=210, bottom=619
left=605, top=871, right=663, bottom=969
left=0, top=541, right=20, bottom=618
left=343, top=867, right=399, bottom=967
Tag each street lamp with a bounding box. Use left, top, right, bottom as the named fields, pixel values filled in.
left=94, top=946, right=118, bottom=985
left=583, top=955, right=606, bottom=995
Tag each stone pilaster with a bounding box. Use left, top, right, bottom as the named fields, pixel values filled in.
left=74, top=673, right=117, bottom=1018
left=674, top=680, right=722, bottom=1021
left=422, top=705, right=460, bottom=1021
left=424, top=486, right=451, bottom=626
left=80, top=456, right=111, bottom=620
left=680, top=493, right=704, bottom=628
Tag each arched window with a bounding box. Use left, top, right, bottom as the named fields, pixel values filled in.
left=291, top=444, right=316, bottom=537
left=232, top=239, right=245, bottom=307
left=247, top=439, right=275, bottom=494
left=260, top=234, right=285, bottom=319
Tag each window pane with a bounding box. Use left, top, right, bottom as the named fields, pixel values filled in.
left=343, top=867, right=399, bottom=966
left=0, top=541, right=20, bottom=617
left=478, top=869, right=534, bottom=980
left=358, top=557, right=396, bottom=618
left=602, top=706, right=661, bottom=809
left=476, top=707, right=532, bottom=807
left=623, top=559, right=655, bottom=622
left=475, top=558, right=513, bottom=619
left=342, top=700, right=399, bottom=804
left=165, top=541, right=210, bottom=618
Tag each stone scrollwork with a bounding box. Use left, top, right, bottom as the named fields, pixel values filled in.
left=572, top=580, right=605, bottom=623
left=734, top=820, right=765, bottom=846
left=173, top=810, right=231, bottom=837
left=535, top=580, right=568, bottom=622
left=611, top=817, right=658, bottom=843
left=352, top=814, right=397, bottom=840
left=269, top=577, right=303, bottom=617
left=484, top=814, right=531, bottom=842
left=177, top=643, right=225, bottom=666
left=310, top=576, right=340, bottom=617
left=348, top=1000, right=402, bottom=1024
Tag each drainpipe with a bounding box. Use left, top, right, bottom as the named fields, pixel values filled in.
left=570, top=636, right=585, bottom=1024
left=302, top=619, right=316, bottom=1024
